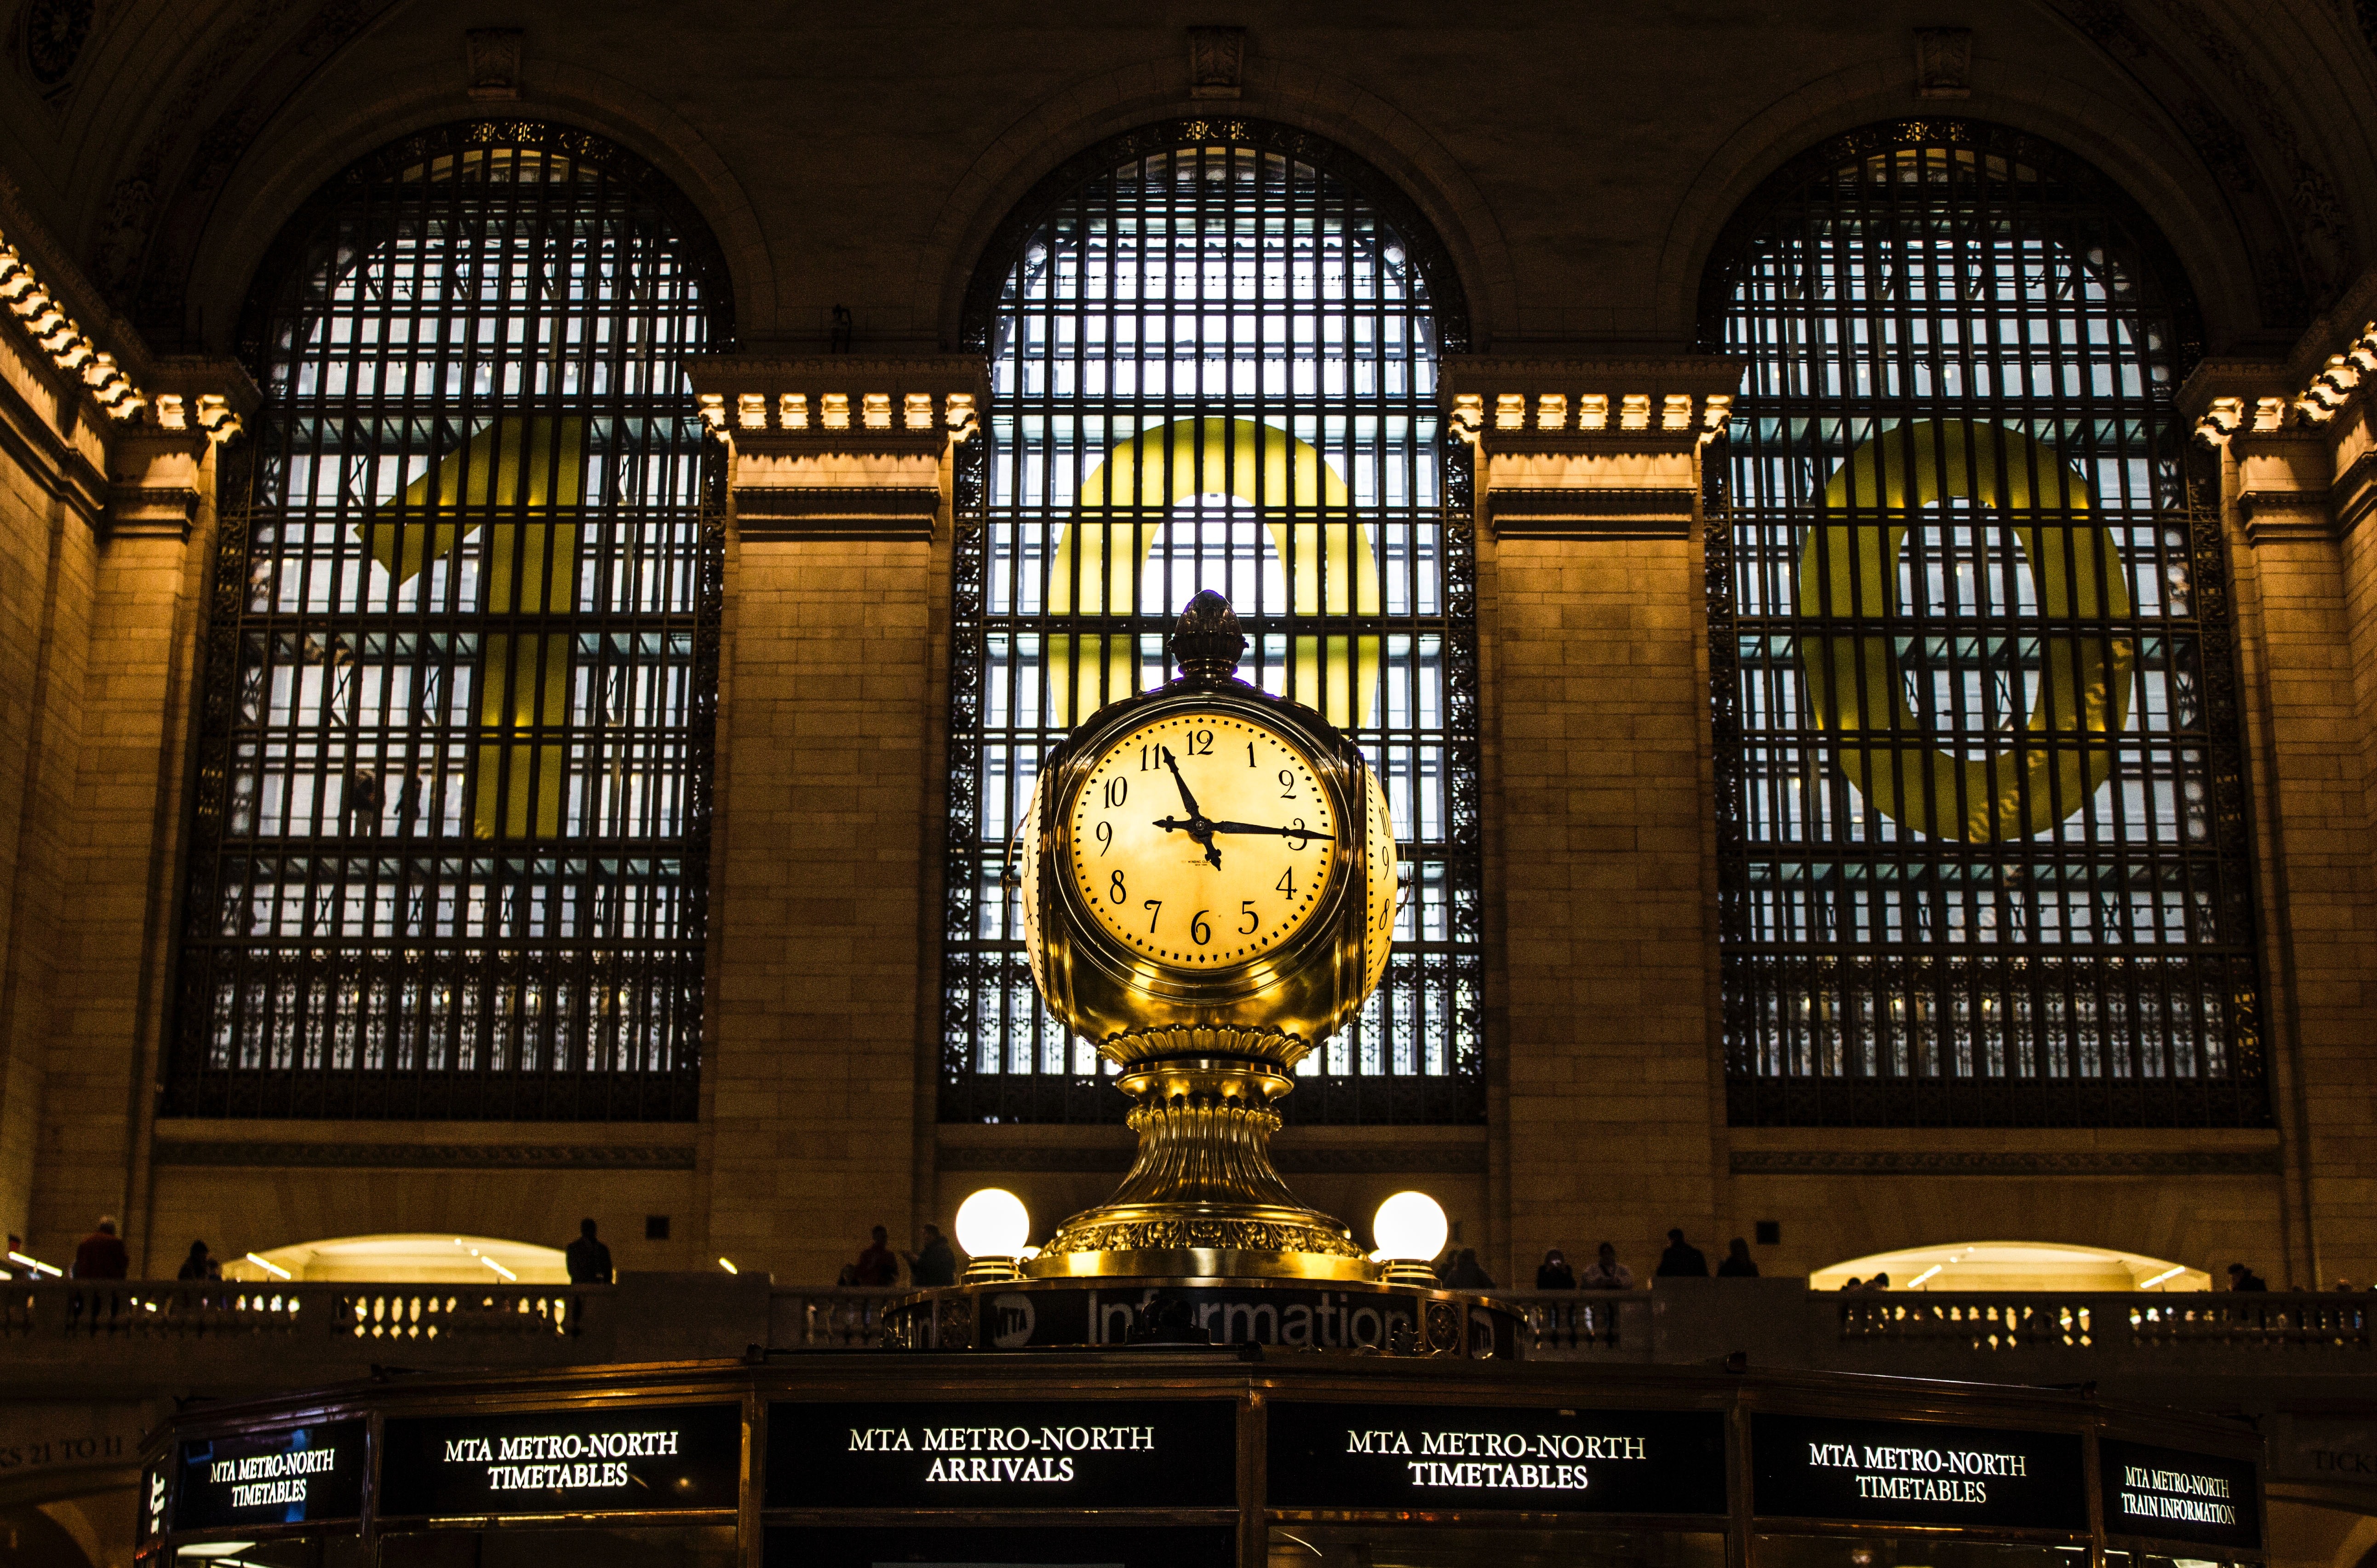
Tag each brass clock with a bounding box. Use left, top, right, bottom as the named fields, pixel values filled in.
left=1018, top=591, right=1398, bottom=1279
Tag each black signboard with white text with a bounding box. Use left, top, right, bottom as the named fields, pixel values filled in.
left=1753, top=1414, right=2088, bottom=1530
left=380, top=1403, right=741, bottom=1517
left=767, top=1400, right=1237, bottom=1510
left=767, top=1526, right=1239, bottom=1567
left=172, top=1419, right=367, bottom=1531
left=2100, top=1438, right=2261, bottom=1549
left=1267, top=1402, right=1728, bottom=1515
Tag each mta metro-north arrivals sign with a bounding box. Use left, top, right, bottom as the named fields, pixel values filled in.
left=172, top=1419, right=367, bottom=1531
left=767, top=1401, right=1238, bottom=1509
left=2100, top=1439, right=2262, bottom=1549
left=1267, top=1402, right=1728, bottom=1514
left=379, top=1403, right=741, bottom=1517
left=1753, top=1414, right=2088, bottom=1530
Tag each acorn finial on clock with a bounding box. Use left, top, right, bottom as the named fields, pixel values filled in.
left=1170, top=588, right=1246, bottom=682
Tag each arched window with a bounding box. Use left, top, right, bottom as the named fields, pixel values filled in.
left=172, top=123, right=728, bottom=1119
left=1702, top=122, right=2264, bottom=1126
left=943, top=121, right=1482, bottom=1124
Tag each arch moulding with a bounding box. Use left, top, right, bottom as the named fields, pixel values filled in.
left=920, top=52, right=1516, bottom=349
left=181, top=56, right=776, bottom=352
left=1650, top=52, right=2264, bottom=351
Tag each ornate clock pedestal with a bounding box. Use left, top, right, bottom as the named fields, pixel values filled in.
left=1025, top=1055, right=1369, bottom=1281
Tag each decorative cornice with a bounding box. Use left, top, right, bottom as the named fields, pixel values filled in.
left=1441, top=355, right=1745, bottom=454
left=685, top=354, right=988, bottom=446
left=938, top=1143, right=1486, bottom=1175
left=734, top=486, right=940, bottom=542
left=2237, top=489, right=2338, bottom=546
left=1490, top=486, right=1697, bottom=541
left=153, top=1141, right=698, bottom=1171
left=0, top=235, right=147, bottom=423
left=1730, top=1149, right=2280, bottom=1177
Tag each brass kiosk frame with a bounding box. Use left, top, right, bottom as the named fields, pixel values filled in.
left=137, top=1354, right=2266, bottom=1568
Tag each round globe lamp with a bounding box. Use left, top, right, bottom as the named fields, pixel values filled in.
left=1371, top=1191, right=1449, bottom=1286
left=956, top=1188, right=1032, bottom=1283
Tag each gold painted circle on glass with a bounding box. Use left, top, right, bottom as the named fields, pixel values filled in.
left=1068, top=711, right=1339, bottom=967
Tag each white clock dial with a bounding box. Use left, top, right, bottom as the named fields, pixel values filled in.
left=1068, top=711, right=1339, bottom=967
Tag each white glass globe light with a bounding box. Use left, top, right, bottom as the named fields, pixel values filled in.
left=1371, top=1190, right=1449, bottom=1262
left=955, top=1188, right=1032, bottom=1257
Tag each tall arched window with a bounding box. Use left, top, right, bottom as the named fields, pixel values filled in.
left=172, top=123, right=727, bottom=1119
left=943, top=121, right=1482, bottom=1124
left=1703, top=122, right=2264, bottom=1126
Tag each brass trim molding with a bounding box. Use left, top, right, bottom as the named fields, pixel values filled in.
left=153, top=1141, right=697, bottom=1170
left=1490, top=486, right=1697, bottom=539
left=1730, top=1149, right=2281, bottom=1176
left=937, top=1142, right=1486, bottom=1174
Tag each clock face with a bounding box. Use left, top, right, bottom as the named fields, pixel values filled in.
left=1069, top=710, right=1340, bottom=968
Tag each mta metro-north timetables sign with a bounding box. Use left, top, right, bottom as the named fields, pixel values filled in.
left=1266, top=1403, right=1728, bottom=1514
left=1753, top=1413, right=2088, bottom=1530
left=172, top=1419, right=368, bottom=1531
left=767, top=1401, right=1238, bottom=1510
left=379, top=1403, right=742, bottom=1518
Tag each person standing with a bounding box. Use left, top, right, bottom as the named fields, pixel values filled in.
left=2227, top=1263, right=2269, bottom=1291
left=852, top=1225, right=899, bottom=1287
left=73, top=1218, right=130, bottom=1280
left=1535, top=1249, right=1575, bottom=1290
left=1443, top=1248, right=1495, bottom=1289
left=1655, top=1228, right=1710, bottom=1277
left=565, top=1219, right=613, bottom=1283
left=905, top=1225, right=957, bottom=1288
left=1717, top=1237, right=1759, bottom=1277
left=176, top=1240, right=220, bottom=1281
left=1577, top=1242, right=1634, bottom=1290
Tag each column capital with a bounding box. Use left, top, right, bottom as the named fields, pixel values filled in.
left=684, top=354, right=990, bottom=540
left=1439, top=355, right=1745, bottom=540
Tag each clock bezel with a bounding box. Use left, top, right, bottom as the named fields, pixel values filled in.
left=1032, top=678, right=1375, bottom=1032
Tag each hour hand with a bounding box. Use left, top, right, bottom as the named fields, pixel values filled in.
left=1151, top=815, right=1225, bottom=870
left=1159, top=746, right=1203, bottom=819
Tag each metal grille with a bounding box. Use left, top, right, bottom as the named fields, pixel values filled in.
left=170, top=123, right=727, bottom=1119
left=942, top=120, right=1483, bottom=1124
left=1703, top=122, right=2266, bottom=1126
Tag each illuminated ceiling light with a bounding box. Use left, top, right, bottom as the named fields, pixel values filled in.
left=2139, top=1264, right=2185, bottom=1289
left=717, top=1257, right=738, bottom=1275
left=481, top=1254, right=518, bottom=1282
left=7, top=1249, right=61, bottom=1278
left=246, top=1252, right=292, bottom=1281
left=1907, top=1264, right=1943, bottom=1288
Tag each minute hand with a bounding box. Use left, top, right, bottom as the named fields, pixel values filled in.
left=1205, top=820, right=1337, bottom=840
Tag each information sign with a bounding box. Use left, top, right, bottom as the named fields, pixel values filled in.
left=172, top=1419, right=367, bottom=1530
left=1267, top=1402, right=1727, bottom=1514
left=1752, top=1413, right=2087, bottom=1530
left=2100, top=1438, right=2261, bottom=1549
left=379, top=1402, right=741, bottom=1518
left=766, top=1400, right=1237, bottom=1509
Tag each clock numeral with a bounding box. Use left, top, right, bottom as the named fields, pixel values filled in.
left=1276, top=867, right=1294, bottom=895
left=1278, top=768, right=1297, bottom=798
left=1286, top=818, right=1311, bottom=850
left=1238, top=900, right=1259, bottom=935
left=1109, top=869, right=1127, bottom=905
left=1143, top=899, right=1162, bottom=934
left=1247, top=741, right=1257, bottom=767
left=1140, top=745, right=1153, bottom=771
left=1103, top=777, right=1127, bottom=808
left=1190, top=910, right=1212, bottom=945
left=1095, top=821, right=1112, bottom=854
left=1186, top=729, right=1214, bottom=755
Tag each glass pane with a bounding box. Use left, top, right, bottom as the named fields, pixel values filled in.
left=942, top=127, right=1483, bottom=1125
left=1708, top=129, right=2263, bottom=1126
left=172, top=128, right=724, bottom=1120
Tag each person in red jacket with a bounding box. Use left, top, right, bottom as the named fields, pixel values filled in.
left=850, top=1225, right=899, bottom=1287
left=73, top=1217, right=129, bottom=1280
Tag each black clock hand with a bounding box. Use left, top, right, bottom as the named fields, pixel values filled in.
left=1150, top=815, right=1225, bottom=870
left=1159, top=746, right=1204, bottom=821
left=1206, top=820, right=1338, bottom=841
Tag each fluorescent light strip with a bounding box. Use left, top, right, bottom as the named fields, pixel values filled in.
left=6, top=1250, right=61, bottom=1278
left=244, top=1252, right=291, bottom=1281
left=1907, top=1264, right=1943, bottom=1288
left=2140, top=1265, right=2186, bottom=1289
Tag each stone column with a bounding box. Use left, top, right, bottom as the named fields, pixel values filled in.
left=2189, top=351, right=2377, bottom=1289
left=683, top=356, right=985, bottom=1283
left=1445, top=356, right=1742, bottom=1285
left=35, top=363, right=251, bottom=1267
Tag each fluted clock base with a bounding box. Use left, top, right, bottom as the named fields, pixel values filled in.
left=1023, top=1055, right=1377, bottom=1284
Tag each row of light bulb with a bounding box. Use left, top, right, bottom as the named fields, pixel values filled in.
left=954, top=1186, right=1449, bottom=1266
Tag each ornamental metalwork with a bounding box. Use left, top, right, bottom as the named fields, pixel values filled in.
left=172, top=123, right=728, bottom=1119
left=1702, top=121, right=2265, bottom=1126
left=943, top=120, right=1483, bottom=1124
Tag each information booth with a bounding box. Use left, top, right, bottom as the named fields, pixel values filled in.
left=136, top=1352, right=2263, bottom=1568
